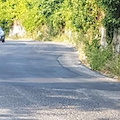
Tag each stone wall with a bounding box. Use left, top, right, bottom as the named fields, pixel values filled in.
left=9, top=20, right=26, bottom=38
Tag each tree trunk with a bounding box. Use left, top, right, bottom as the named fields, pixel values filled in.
left=99, top=27, right=107, bottom=48
left=113, top=28, right=120, bottom=54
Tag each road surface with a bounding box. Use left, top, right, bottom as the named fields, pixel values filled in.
left=0, top=40, right=120, bottom=120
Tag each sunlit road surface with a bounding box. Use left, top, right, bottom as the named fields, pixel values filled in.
left=0, top=40, right=120, bottom=120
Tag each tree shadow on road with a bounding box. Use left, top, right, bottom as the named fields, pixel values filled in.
left=0, top=80, right=120, bottom=119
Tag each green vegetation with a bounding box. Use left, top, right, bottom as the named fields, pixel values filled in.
left=97, top=0, right=120, bottom=41
left=0, top=0, right=120, bottom=78
left=85, top=39, right=112, bottom=70
left=105, top=56, right=120, bottom=77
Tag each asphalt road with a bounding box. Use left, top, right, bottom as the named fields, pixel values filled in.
left=0, top=40, right=120, bottom=120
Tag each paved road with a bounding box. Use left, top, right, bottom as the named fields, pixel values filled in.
left=0, top=40, right=120, bottom=120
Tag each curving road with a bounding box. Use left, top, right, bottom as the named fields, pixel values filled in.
left=0, top=40, right=120, bottom=120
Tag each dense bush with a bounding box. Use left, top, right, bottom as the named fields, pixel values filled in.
left=85, top=39, right=112, bottom=70
left=97, top=0, right=120, bottom=40
left=104, top=56, right=120, bottom=77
